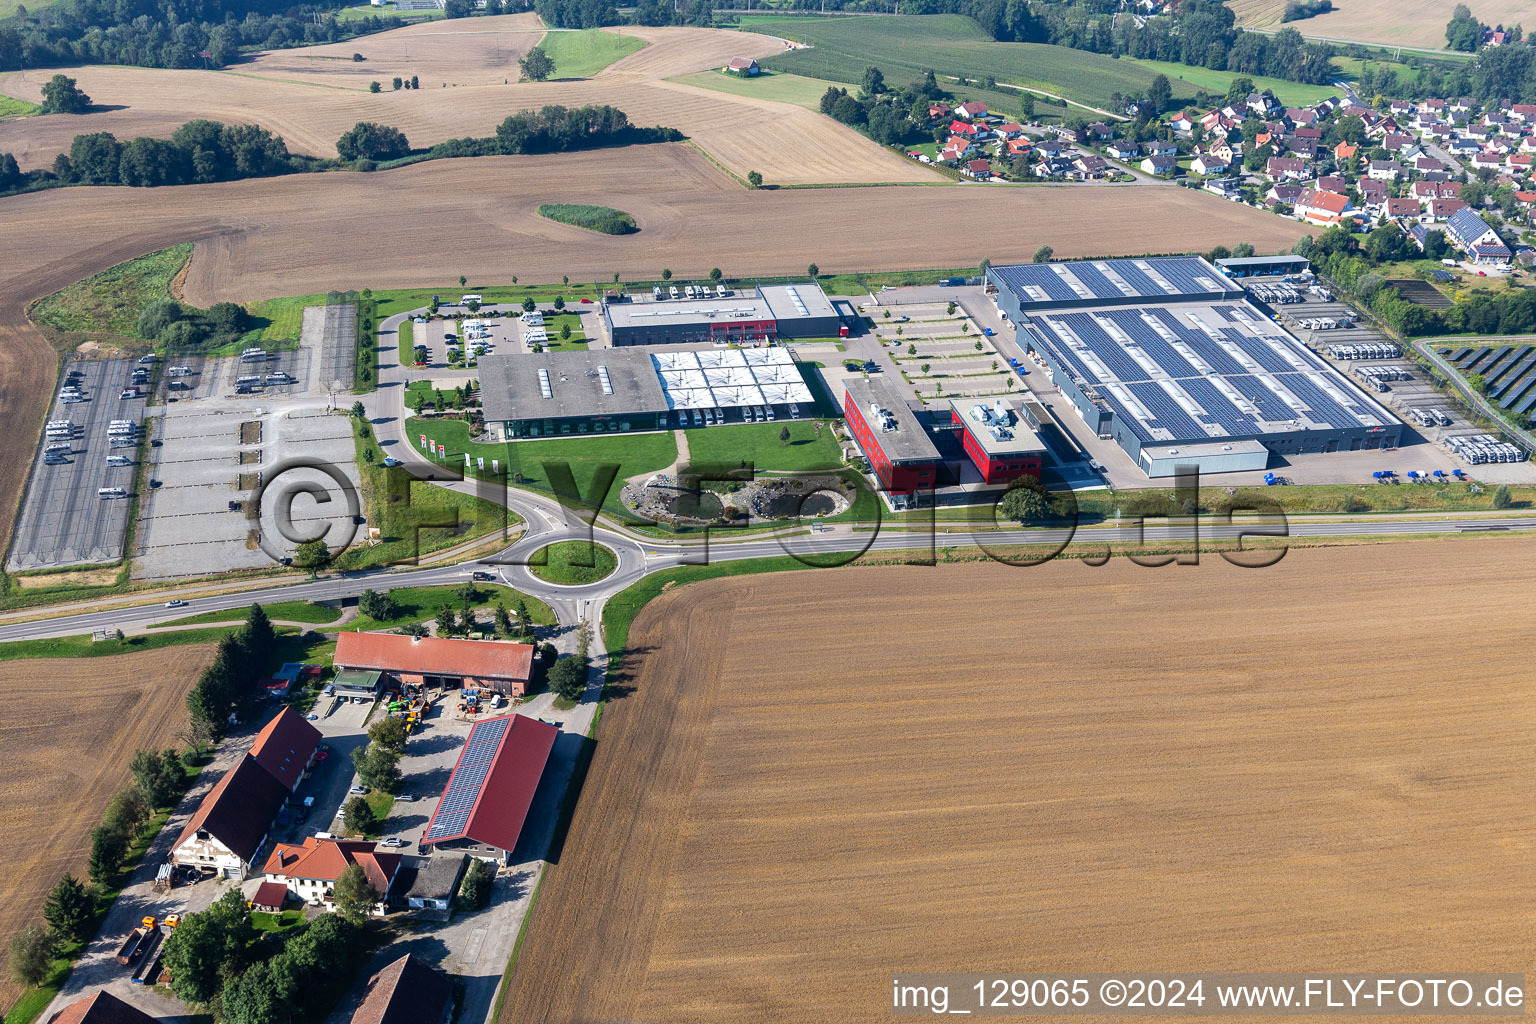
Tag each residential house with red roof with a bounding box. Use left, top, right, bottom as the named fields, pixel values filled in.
left=964, top=158, right=993, bottom=180
left=1294, top=189, right=1354, bottom=227
left=333, top=632, right=535, bottom=698
left=351, top=955, right=453, bottom=1024
left=927, top=102, right=951, bottom=121
left=941, top=136, right=978, bottom=162
left=249, top=706, right=323, bottom=794
left=1412, top=180, right=1460, bottom=201
left=1333, top=141, right=1358, bottom=165
left=262, top=838, right=404, bottom=916
left=993, top=122, right=1023, bottom=139
left=1426, top=198, right=1469, bottom=221
left=955, top=100, right=988, bottom=119
left=170, top=754, right=291, bottom=879
left=1266, top=156, right=1307, bottom=181
left=46, top=992, right=159, bottom=1024
left=421, top=714, right=557, bottom=865
left=1384, top=198, right=1420, bottom=220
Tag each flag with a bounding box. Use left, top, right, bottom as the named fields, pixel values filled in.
left=419, top=435, right=427, bottom=449
left=476, top=457, right=484, bottom=470
left=492, top=459, right=498, bottom=475
left=464, top=453, right=470, bottom=468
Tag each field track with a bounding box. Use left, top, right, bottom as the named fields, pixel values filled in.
left=0, top=646, right=212, bottom=1008
left=0, top=142, right=1302, bottom=549
left=1227, top=0, right=1532, bottom=48
left=497, top=539, right=1536, bottom=1024
left=0, top=18, right=930, bottom=185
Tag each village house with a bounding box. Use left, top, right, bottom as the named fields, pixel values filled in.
left=249, top=706, right=323, bottom=794
left=1169, top=112, right=1195, bottom=134
left=993, top=122, right=1023, bottom=139
left=941, top=136, right=978, bottom=162
left=350, top=955, right=454, bottom=1024
left=927, top=102, right=951, bottom=121
left=1106, top=139, right=1140, bottom=160
left=1384, top=198, right=1420, bottom=220
left=1446, top=207, right=1512, bottom=263
left=725, top=57, right=759, bottom=77
left=1358, top=179, right=1387, bottom=206
left=964, top=158, right=993, bottom=180
left=1265, top=183, right=1304, bottom=208
left=1426, top=198, right=1469, bottom=221
left=1367, top=159, right=1401, bottom=181
left=1190, top=153, right=1228, bottom=175
left=1145, top=139, right=1178, bottom=157
left=955, top=100, right=989, bottom=120
left=170, top=754, right=291, bottom=879
left=262, top=838, right=404, bottom=916
left=1333, top=141, right=1358, bottom=165
left=1266, top=156, right=1308, bottom=182
left=1294, top=188, right=1354, bottom=227
left=1140, top=154, right=1177, bottom=176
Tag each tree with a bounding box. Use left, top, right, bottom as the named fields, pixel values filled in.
left=548, top=655, right=586, bottom=702
left=218, top=957, right=288, bottom=1024
left=343, top=796, right=375, bottom=835
left=294, top=538, right=330, bottom=569
left=779, top=426, right=791, bottom=444
left=359, top=588, right=396, bottom=621
left=43, top=875, right=91, bottom=941
left=332, top=863, right=378, bottom=924
left=457, top=858, right=495, bottom=911
left=807, top=263, right=819, bottom=278
left=1145, top=73, right=1172, bottom=115
left=243, top=603, right=276, bottom=657
left=514, top=600, right=532, bottom=636
left=521, top=296, right=536, bottom=313
left=435, top=606, right=456, bottom=636
left=661, top=268, right=672, bottom=280
left=336, top=122, right=409, bottom=161
left=352, top=743, right=402, bottom=792
left=998, top=478, right=1049, bottom=522
left=368, top=716, right=408, bottom=755
left=40, top=73, right=90, bottom=114
left=161, top=890, right=254, bottom=1007
left=130, top=748, right=178, bottom=809
left=411, top=75, right=420, bottom=89
left=746, top=170, right=763, bottom=188
left=368, top=80, right=381, bottom=93
left=1020, top=92, right=1035, bottom=120
left=860, top=65, right=885, bottom=97
left=8, top=924, right=58, bottom=988
left=104, top=785, right=149, bottom=838
left=907, top=343, right=916, bottom=355
left=519, top=46, right=555, bottom=82
left=709, top=267, right=723, bottom=282
left=392, top=77, right=402, bottom=90
left=1493, top=484, right=1512, bottom=508
left=87, top=825, right=128, bottom=887
left=494, top=603, right=512, bottom=635
left=1468, top=373, right=1488, bottom=394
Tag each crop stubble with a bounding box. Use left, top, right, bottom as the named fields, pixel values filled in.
left=498, top=539, right=1536, bottom=1024
left=1227, top=0, right=1533, bottom=48
left=0, top=645, right=212, bottom=1007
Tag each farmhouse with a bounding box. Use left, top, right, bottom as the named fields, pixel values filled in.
left=333, top=632, right=535, bottom=698
left=990, top=256, right=1403, bottom=475
left=262, top=838, right=403, bottom=916
left=170, top=754, right=291, bottom=879
left=249, top=706, right=322, bottom=794
left=724, top=57, right=759, bottom=77
left=352, top=954, right=454, bottom=1024
left=45, top=991, right=159, bottom=1024
left=601, top=282, right=840, bottom=346
left=398, top=853, right=470, bottom=920
left=842, top=377, right=940, bottom=502
left=949, top=399, right=1046, bottom=485
left=421, top=714, right=558, bottom=865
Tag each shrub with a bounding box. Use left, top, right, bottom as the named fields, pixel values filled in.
left=536, top=203, right=637, bottom=235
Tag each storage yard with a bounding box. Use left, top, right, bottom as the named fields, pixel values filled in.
left=497, top=538, right=1536, bottom=1024
left=0, top=645, right=213, bottom=1011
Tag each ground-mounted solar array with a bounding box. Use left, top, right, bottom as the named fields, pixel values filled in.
left=423, top=714, right=512, bottom=843
left=1445, top=344, right=1536, bottom=417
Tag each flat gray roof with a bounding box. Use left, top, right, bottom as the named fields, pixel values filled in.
left=949, top=398, right=1046, bottom=456
left=1141, top=439, right=1269, bottom=458
left=1216, top=255, right=1311, bottom=268
left=606, top=294, right=775, bottom=330
left=480, top=350, right=668, bottom=423
left=845, top=377, right=940, bottom=463
left=758, top=282, right=838, bottom=322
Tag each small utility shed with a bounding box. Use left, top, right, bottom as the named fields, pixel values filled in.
left=725, top=57, right=760, bottom=76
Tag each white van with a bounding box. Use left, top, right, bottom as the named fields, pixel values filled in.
left=98, top=487, right=128, bottom=499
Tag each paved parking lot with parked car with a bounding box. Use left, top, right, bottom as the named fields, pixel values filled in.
left=7, top=357, right=148, bottom=570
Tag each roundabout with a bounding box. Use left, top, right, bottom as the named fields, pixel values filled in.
left=526, top=540, right=620, bottom=587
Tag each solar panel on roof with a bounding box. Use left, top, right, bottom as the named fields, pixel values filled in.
left=1177, top=377, right=1257, bottom=436
left=1275, top=373, right=1361, bottom=428
left=1223, top=329, right=1294, bottom=373
left=1126, top=381, right=1208, bottom=440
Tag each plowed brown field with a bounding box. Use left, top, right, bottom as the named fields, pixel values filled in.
left=0, top=143, right=1303, bottom=550
left=0, top=645, right=212, bottom=1007
left=0, top=20, right=923, bottom=185
left=1227, top=0, right=1536, bottom=48
left=497, top=539, right=1536, bottom=1024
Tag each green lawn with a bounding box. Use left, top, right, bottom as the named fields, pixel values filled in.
left=407, top=418, right=677, bottom=521
left=241, top=293, right=324, bottom=344
left=335, top=2, right=440, bottom=19
left=0, top=93, right=42, bottom=120
left=1124, top=57, right=1340, bottom=108
left=528, top=540, right=618, bottom=585
left=397, top=317, right=414, bottom=363
left=149, top=601, right=342, bottom=629
left=251, top=910, right=307, bottom=933
left=0, top=624, right=289, bottom=662
left=543, top=311, right=587, bottom=348
left=346, top=583, right=555, bottom=632
left=683, top=420, right=844, bottom=473
left=30, top=244, right=192, bottom=350
left=537, top=27, right=647, bottom=79
left=743, top=14, right=1203, bottom=113
left=670, top=68, right=830, bottom=111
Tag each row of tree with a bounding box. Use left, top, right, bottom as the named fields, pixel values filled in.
left=8, top=747, right=191, bottom=988
left=185, top=605, right=279, bottom=736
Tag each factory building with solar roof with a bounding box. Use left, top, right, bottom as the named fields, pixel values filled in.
left=988, top=256, right=1402, bottom=477
left=421, top=714, right=557, bottom=866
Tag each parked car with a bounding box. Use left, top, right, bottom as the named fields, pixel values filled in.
left=314, top=831, right=337, bottom=840
left=305, top=714, right=319, bottom=721
left=379, top=837, right=407, bottom=848
left=349, top=785, right=370, bottom=795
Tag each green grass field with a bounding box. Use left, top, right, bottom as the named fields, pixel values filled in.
left=536, top=203, right=636, bottom=235
left=537, top=27, right=646, bottom=79
left=30, top=244, right=192, bottom=348
left=684, top=420, right=844, bottom=473
left=242, top=293, right=326, bottom=344
left=335, top=2, right=439, bottom=20
left=528, top=540, right=618, bottom=585
left=0, top=93, right=41, bottom=120
left=670, top=68, right=831, bottom=110
left=742, top=14, right=1203, bottom=113
left=407, top=418, right=677, bottom=521
left=345, top=582, right=555, bottom=632
left=149, top=600, right=342, bottom=629
left=1123, top=57, right=1340, bottom=107
left=0, top=624, right=295, bottom=662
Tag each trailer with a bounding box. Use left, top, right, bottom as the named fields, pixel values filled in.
left=130, top=928, right=164, bottom=983
left=114, top=927, right=148, bottom=965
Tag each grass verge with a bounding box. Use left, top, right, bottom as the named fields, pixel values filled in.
left=527, top=541, right=617, bottom=585
left=345, top=582, right=555, bottom=632
left=29, top=244, right=192, bottom=351
left=149, top=600, right=343, bottom=629
left=0, top=625, right=296, bottom=662
left=0, top=94, right=42, bottom=120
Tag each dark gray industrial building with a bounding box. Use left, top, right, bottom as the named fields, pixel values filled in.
left=602, top=282, right=841, bottom=346
left=989, top=256, right=1403, bottom=475
left=479, top=350, right=669, bottom=439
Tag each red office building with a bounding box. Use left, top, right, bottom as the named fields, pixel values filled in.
left=843, top=378, right=940, bottom=497
left=950, top=399, right=1047, bottom=484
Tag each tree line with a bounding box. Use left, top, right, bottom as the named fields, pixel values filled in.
left=0, top=0, right=411, bottom=71
left=1, top=105, right=681, bottom=199
left=184, top=605, right=279, bottom=735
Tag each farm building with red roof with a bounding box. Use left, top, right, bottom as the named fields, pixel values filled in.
left=249, top=706, right=322, bottom=793
left=333, top=632, right=535, bottom=698
left=170, top=754, right=290, bottom=879
left=262, top=838, right=404, bottom=916
left=351, top=954, right=453, bottom=1024
left=46, top=991, right=159, bottom=1024
left=421, top=714, right=557, bottom=865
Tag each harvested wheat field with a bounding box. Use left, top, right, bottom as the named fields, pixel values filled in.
left=0, top=645, right=212, bottom=1006
left=498, top=537, right=1536, bottom=1024
left=1229, top=0, right=1536, bottom=47
left=0, top=22, right=921, bottom=184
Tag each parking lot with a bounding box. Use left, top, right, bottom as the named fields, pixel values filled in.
left=134, top=407, right=360, bottom=579
left=7, top=357, right=149, bottom=570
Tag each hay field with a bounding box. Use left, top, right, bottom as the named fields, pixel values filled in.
left=0, top=143, right=1300, bottom=547
left=1229, top=0, right=1534, bottom=48
left=0, top=646, right=212, bottom=1007
left=497, top=538, right=1536, bottom=1024
left=0, top=22, right=928, bottom=185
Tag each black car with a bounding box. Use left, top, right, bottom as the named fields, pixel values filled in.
left=471, top=570, right=495, bottom=581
